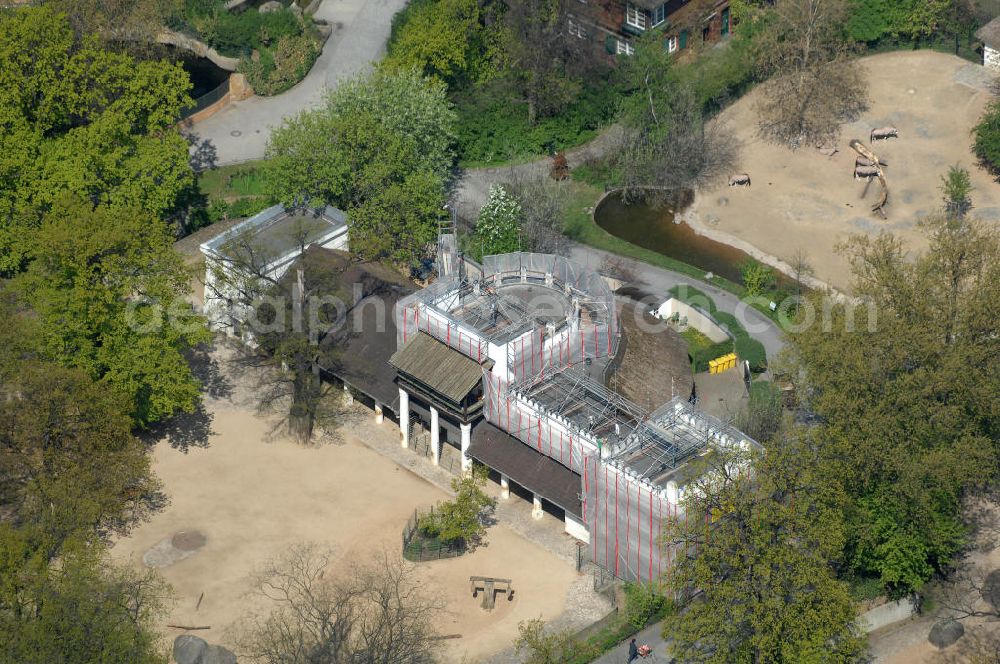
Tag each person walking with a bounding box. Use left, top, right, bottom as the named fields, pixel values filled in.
left=628, top=638, right=639, bottom=663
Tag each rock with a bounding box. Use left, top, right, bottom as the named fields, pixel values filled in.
left=202, top=644, right=238, bottom=664
left=928, top=620, right=965, bottom=649
left=981, top=569, right=1000, bottom=610
left=173, top=635, right=209, bottom=664
left=258, top=0, right=283, bottom=12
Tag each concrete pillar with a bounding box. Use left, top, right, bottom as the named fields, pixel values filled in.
left=532, top=493, right=544, bottom=520
left=430, top=406, right=441, bottom=466
left=374, top=402, right=384, bottom=424
left=500, top=474, right=510, bottom=500
left=460, top=422, right=472, bottom=474
left=398, top=388, right=409, bottom=448
left=343, top=383, right=353, bottom=406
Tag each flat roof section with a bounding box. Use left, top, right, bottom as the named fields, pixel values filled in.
left=203, top=205, right=348, bottom=262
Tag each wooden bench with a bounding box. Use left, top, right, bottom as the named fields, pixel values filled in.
left=469, top=576, right=514, bottom=611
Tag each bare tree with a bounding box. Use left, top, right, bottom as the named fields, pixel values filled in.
left=501, top=170, right=572, bottom=256
left=753, top=0, right=868, bottom=148
left=237, top=544, right=441, bottom=664
left=205, top=217, right=391, bottom=443
left=790, top=248, right=815, bottom=298
left=618, top=82, right=739, bottom=206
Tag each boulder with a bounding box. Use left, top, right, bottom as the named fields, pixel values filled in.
left=928, top=620, right=965, bottom=649
left=202, top=645, right=238, bottom=664
left=258, top=0, right=283, bottom=12
left=981, top=569, right=1000, bottom=611
left=173, top=635, right=209, bottom=664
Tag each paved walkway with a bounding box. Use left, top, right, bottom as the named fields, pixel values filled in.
left=188, top=0, right=406, bottom=165
left=570, top=244, right=787, bottom=361
left=591, top=621, right=672, bottom=664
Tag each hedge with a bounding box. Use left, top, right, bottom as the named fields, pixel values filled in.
left=668, top=285, right=769, bottom=373
left=691, top=339, right=736, bottom=373
left=735, top=336, right=767, bottom=373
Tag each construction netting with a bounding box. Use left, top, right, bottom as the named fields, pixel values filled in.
left=583, top=455, right=681, bottom=584
left=394, top=278, right=492, bottom=363
left=482, top=370, right=597, bottom=475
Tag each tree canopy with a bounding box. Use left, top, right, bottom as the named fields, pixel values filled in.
left=0, top=6, right=194, bottom=273
left=786, top=210, right=1000, bottom=593
left=663, top=434, right=865, bottom=663
left=17, top=198, right=209, bottom=427
left=265, top=68, right=456, bottom=265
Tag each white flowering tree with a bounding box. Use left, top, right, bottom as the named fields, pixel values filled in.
left=476, top=184, right=522, bottom=259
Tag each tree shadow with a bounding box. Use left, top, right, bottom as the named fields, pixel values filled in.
left=185, top=130, right=218, bottom=172
left=142, top=401, right=216, bottom=453
left=188, top=343, right=233, bottom=400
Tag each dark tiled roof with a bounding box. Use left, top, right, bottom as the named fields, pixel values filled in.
left=390, top=333, right=487, bottom=403
left=469, top=423, right=582, bottom=517
left=293, top=247, right=414, bottom=412
left=978, top=17, right=1000, bottom=49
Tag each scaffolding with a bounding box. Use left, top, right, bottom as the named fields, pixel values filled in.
left=394, top=251, right=618, bottom=378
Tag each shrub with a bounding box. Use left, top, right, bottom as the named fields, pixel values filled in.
left=735, top=336, right=767, bottom=373
left=419, top=466, right=495, bottom=545
left=690, top=339, right=735, bottom=373
left=740, top=259, right=776, bottom=297
left=228, top=196, right=275, bottom=218
left=239, top=34, right=319, bottom=96
left=622, top=582, right=667, bottom=630
left=474, top=184, right=522, bottom=258
left=973, top=100, right=1000, bottom=175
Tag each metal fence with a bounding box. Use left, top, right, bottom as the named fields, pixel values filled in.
left=183, top=77, right=231, bottom=119
left=401, top=507, right=466, bottom=562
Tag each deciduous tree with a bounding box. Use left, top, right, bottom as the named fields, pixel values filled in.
left=474, top=184, right=522, bottom=258
left=237, top=544, right=440, bottom=664
left=265, top=69, right=455, bottom=265
left=786, top=202, right=1000, bottom=593
left=18, top=198, right=209, bottom=427
left=753, top=0, right=868, bottom=147
left=663, top=434, right=865, bottom=663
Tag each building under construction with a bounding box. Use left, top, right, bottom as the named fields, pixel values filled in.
left=389, top=238, right=756, bottom=583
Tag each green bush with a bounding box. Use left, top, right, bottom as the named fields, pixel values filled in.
left=622, top=582, right=667, bottom=630
left=239, top=33, right=319, bottom=96
left=735, top=336, right=767, bottom=373
left=174, top=1, right=305, bottom=57
left=690, top=339, right=735, bottom=373
left=205, top=196, right=275, bottom=223
left=973, top=99, right=1000, bottom=175
left=453, top=80, right=618, bottom=166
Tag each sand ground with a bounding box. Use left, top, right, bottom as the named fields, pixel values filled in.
left=113, top=393, right=579, bottom=663
left=687, top=50, right=1000, bottom=292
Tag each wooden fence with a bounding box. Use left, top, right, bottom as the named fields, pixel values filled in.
left=401, top=507, right=466, bottom=562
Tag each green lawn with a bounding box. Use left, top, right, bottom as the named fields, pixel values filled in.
left=197, top=160, right=272, bottom=201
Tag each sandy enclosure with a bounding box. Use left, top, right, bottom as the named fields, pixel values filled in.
left=113, top=400, right=579, bottom=663
left=688, top=51, right=1000, bottom=292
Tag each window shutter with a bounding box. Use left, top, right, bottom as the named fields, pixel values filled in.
left=679, top=29, right=688, bottom=48
left=605, top=35, right=616, bottom=54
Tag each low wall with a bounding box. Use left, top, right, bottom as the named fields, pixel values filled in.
left=655, top=298, right=729, bottom=343
left=156, top=29, right=240, bottom=71
left=182, top=74, right=253, bottom=125
left=857, top=596, right=918, bottom=633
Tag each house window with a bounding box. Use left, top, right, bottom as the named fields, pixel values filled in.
left=721, top=6, right=730, bottom=36
left=568, top=18, right=587, bottom=38
left=617, top=38, right=635, bottom=55
left=652, top=4, right=666, bottom=27
left=666, top=35, right=678, bottom=53
left=625, top=4, right=647, bottom=30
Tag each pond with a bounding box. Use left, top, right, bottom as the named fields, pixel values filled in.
left=594, top=190, right=766, bottom=286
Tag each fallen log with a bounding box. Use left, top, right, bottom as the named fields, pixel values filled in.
left=849, top=139, right=889, bottom=218
left=167, top=624, right=212, bottom=630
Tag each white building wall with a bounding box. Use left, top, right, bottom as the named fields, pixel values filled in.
left=654, top=298, right=730, bottom=343
left=986, top=45, right=1000, bottom=71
